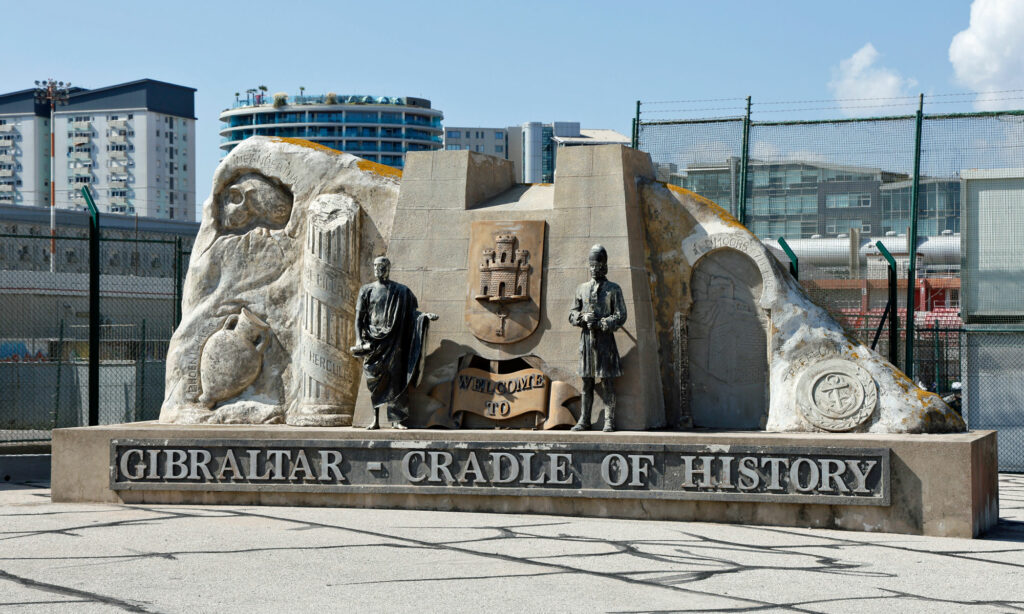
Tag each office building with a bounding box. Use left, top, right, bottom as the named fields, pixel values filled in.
left=444, top=127, right=507, bottom=157
left=672, top=159, right=960, bottom=239
left=219, top=93, right=443, bottom=169
left=0, top=79, right=197, bottom=221
left=443, top=122, right=629, bottom=183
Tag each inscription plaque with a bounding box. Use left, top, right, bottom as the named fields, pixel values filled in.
left=111, top=439, right=890, bottom=506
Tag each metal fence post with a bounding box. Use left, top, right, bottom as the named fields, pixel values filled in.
left=738, top=96, right=752, bottom=225
left=134, top=319, right=146, bottom=422
left=174, top=237, right=184, bottom=328
left=777, top=236, right=798, bottom=279
left=632, top=100, right=641, bottom=149
left=905, top=93, right=924, bottom=380
left=52, top=319, right=64, bottom=428
left=82, top=186, right=100, bottom=427
left=876, top=241, right=899, bottom=368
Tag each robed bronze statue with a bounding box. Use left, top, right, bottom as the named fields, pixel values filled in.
left=351, top=256, right=438, bottom=429
left=569, top=244, right=627, bottom=432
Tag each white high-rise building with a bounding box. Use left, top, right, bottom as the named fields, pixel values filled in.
left=0, top=90, right=52, bottom=208
left=0, top=79, right=196, bottom=221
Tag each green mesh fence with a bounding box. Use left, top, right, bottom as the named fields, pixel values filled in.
left=0, top=228, right=190, bottom=444
left=639, top=103, right=1024, bottom=468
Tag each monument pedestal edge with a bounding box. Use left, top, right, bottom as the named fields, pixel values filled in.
left=51, top=423, right=997, bottom=538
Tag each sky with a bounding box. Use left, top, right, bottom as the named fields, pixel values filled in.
left=5, top=0, right=1023, bottom=220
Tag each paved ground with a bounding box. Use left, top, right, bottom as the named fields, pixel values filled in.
left=0, top=475, right=1021, bottom=613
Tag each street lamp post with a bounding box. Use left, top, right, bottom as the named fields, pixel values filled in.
left=34, top=79, right=71, bottom=274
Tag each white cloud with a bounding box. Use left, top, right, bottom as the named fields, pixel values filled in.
left=828, top=43, right=916, bottom=116
left=950, top=0, right=1024, bottom=110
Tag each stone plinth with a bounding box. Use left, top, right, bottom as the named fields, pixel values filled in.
left=52, top=423, right=998, bottom=538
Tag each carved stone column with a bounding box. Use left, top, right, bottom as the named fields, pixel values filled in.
left=287, top=205, right=361, bottom=426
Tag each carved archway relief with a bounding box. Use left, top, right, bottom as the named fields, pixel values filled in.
left=679, top=235, right=775, bottom=429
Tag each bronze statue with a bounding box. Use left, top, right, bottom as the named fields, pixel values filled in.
left=351, top=256, right=437, bottom=429
left=569, top=245, right=627, bottom=432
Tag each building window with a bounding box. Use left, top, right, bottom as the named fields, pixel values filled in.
left=495, top=145, right=504, bottom=153
left=446, top=145, right=460, bottom=150
left=826, top=193, right=871, bottom=209
left=495, top=131, right=504, bottom=139
left=447, top=131, right=461, bottom=139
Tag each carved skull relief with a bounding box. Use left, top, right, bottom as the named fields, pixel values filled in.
left=218, top=173, right=293, bottom=234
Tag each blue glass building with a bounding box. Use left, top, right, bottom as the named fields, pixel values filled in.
left=219, top=94, right=443, bottom=169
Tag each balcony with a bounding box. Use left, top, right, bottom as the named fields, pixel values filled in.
left=73, top=136, right=90, bottom=146
left=0, top=169, right=12, bottom=178
left=0, top=192, right=13, bottom=201
left=109, top=135, right=126, bottom=145
left=109, top=119, right=127, bottom=129
left=109, top=180, right=127, bottom=189
left=109, top=150, right=127, bottom=160
left=0, top=184, right=14, bottom=192
left=0, top=124, right=13, bottom=133
left=0, top=154, right=12, bottom=163
left=72, top=167, right=92, bottom=176
left=110, top=196, right=127, bottom=206
left=73, top=121, right=90, bottom=131
left=71, top=152, right=91, bottom=161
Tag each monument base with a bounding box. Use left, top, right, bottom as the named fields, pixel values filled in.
left=51, top=423, right=997, bottom=538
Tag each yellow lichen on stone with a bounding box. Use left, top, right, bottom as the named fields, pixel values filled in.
left=665, top=183, right=748, bottom=231
left=269, top=137, right=342, bottom=156
left=356, top=159, right=403, bottom=179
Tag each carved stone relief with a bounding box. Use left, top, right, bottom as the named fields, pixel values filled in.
left=796, top=359, right=878, bottom=431
left=217, top=173, right=293, bottom=235
left=687, top=249, right=768, bottom=429
left=197, top=308, right=270, bottom=408
left=465, top=220, right=545, bottom=344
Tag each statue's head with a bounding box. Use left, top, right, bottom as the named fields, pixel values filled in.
left=373, top=256, right=391, bottom=281
left=588, top=244, right=608, bottom=280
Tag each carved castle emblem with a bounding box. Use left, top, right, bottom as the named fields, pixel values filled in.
left=466, top=221, right=546, bottom=344
left=476, top=234, right=531, bottom=305
left=796, top=359, right=878, bottom=432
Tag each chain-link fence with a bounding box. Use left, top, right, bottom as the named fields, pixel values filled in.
left=0, top=229, right=189, bottom=444
left=638, top=99, right=1024, bottom=469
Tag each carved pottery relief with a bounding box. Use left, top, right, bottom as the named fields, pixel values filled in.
left=217, top=173, right=293, bottom=235
left=466, top=220, right=546, bottom=344
left=198, top=308, right=271, bottom=408
left=796, top=359, right=878, bottom=431
left=687, top=249, right=768, bottom=429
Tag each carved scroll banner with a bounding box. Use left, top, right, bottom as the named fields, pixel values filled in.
left=466, top=220, right=546, bottom=344
left=439, top=365, right=577, bottom=430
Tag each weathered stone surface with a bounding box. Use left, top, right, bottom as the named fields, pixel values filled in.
left=638, top=182, right=965, bottom=434
left=158, top=137, right=400, bottom=426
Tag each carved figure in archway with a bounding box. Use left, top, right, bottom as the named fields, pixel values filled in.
left=687, top=249, right=768, bottom=429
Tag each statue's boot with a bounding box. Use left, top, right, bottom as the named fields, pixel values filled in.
left=571, top=388, right=593, bottom=431
left=603, top=396, right=616, bottom=432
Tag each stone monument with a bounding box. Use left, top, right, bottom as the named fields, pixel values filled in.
left=51, top=137, right=997, bottom=539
